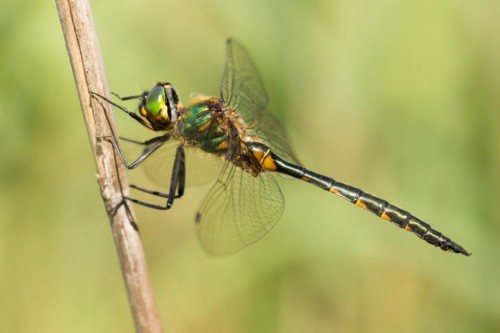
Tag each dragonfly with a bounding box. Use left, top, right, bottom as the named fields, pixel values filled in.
left=91, top=38, right=470, bottom=256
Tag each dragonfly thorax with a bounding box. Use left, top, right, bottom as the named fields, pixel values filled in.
left=178, top=97, right=237, bottom=152
left=176, top=96, right=268, bottom=176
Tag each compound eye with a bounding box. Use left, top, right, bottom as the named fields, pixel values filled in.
left=145, top=85, right=166, bottom=115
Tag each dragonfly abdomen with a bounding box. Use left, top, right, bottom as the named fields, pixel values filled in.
left=326, top=181, right=470, bottom=255
left=247, top=142, right=470, bottom=256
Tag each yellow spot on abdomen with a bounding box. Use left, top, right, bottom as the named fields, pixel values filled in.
left=329, top=187, right=340, bottom=195
left=253, top=147, right=278, bottom=171
left=252, top=151, right=264, bottom=161
left=355, top=199, right=368, bottom=209
left=380, top=211, right=392, bottom=221
left=262, top=156, right=277, bottom=171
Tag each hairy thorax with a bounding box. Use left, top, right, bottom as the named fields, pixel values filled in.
left=175, top=96, right=262, bottom=176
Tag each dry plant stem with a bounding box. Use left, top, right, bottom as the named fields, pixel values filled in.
left=55, top=0, right=163, bottom=332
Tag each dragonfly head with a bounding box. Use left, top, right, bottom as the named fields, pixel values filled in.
left=138, top=82, right=181, bottom=130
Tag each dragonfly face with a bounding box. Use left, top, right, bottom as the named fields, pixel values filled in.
left=136, top=83, right=181, bottom=131
left=91, top=39, right=471, bottom=257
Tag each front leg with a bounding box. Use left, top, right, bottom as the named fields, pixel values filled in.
left=97, top=134, right=170, bottom=169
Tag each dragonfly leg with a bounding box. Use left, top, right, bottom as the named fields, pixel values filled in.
left=125, top=145, right=186, bottom=210
left=111, top=91, right=145, bottom=101
left=120, top=136, right=168, bottom=146
left=97, top=134, right=169, bottom=169
left=90, top=92, right=153, bottom=129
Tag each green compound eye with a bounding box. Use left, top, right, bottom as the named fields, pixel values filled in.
left=146, top=85, right=166, bottom=115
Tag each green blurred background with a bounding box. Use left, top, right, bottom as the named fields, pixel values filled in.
left=1, top=0, right=498, bottom=332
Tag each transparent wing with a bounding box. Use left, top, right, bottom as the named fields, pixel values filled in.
left=195, top=162, right=284, bottom=256
left=221, top=38, right=268, bottom=111
left=251, top=108, right=302, bottom=167
left=143, top=140, right=222, bottom=188
left=221, top=38, right=301, bottom=165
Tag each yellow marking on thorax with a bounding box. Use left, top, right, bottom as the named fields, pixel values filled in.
left=215, top=140, right=229, bottom=151
left=197, top=119, right=213, bottom=133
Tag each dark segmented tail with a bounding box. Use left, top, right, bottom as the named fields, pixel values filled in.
left=249, top=142, right=471, bottom=256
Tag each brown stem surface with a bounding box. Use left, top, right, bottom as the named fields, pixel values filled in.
left=55, top=1, right=163, bottom=332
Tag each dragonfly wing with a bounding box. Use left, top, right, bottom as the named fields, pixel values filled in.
left=251, top=107, right=302, bottom=166
left=221, top=38, right=301, bottom=166
left=221, top=38, right=268, bottom=110
left=144, top=140, right=222, bottom=188
left=195, top=161, right=284, bottom=256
